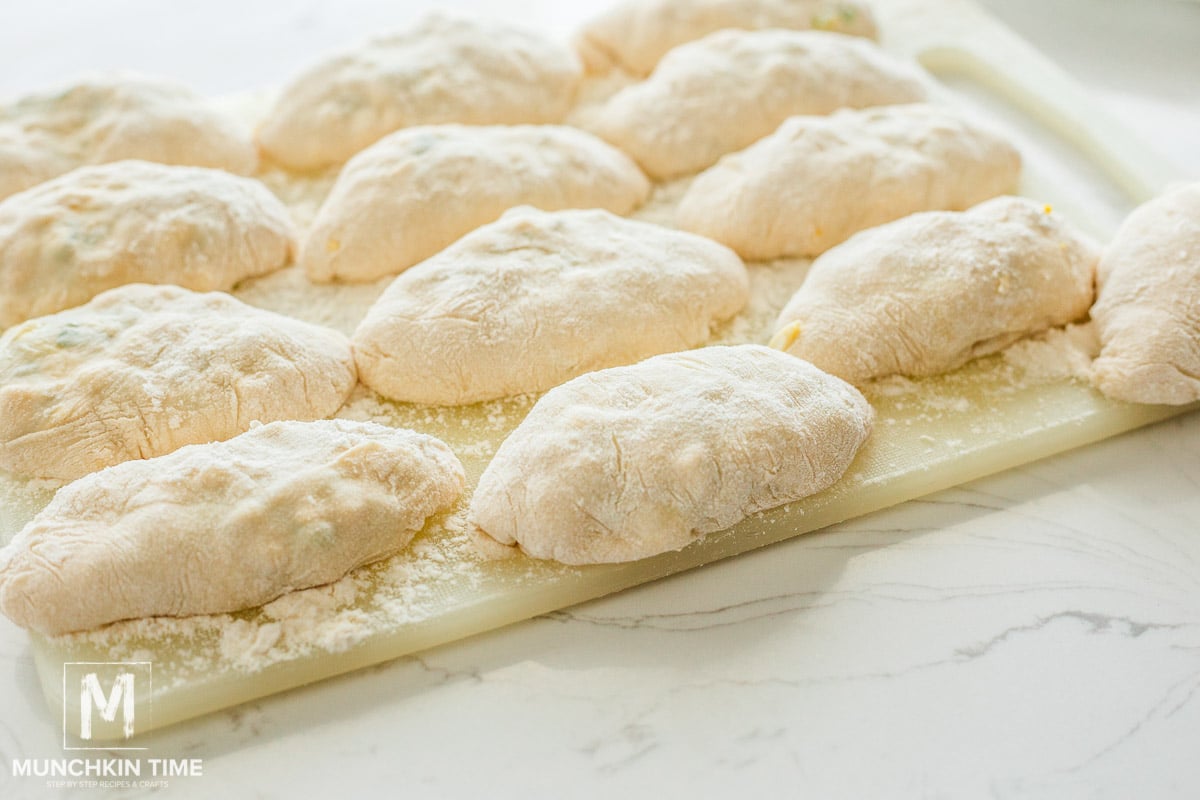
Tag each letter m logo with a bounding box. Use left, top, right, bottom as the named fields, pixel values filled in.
left=63, top=661, right=151, bottom=749
left=80, top=672, right=135, bottom=740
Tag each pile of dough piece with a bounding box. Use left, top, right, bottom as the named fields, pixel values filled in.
left=0, top=3, right=1196, bottom=641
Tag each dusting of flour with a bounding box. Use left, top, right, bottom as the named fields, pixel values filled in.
left=1002, top=321, right=1099, bottom=383
left=53, top=508, right=488, bottom=679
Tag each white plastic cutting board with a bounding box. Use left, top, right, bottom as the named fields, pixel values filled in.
left=7, top=0, right=1196, bottom=741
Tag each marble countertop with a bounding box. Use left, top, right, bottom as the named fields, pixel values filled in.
left=1, top=1, right=1198, bottom=797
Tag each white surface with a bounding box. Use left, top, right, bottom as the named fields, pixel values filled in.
left=1, top=1, right=1199, bottom=798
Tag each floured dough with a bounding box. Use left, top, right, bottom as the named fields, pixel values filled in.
left=1091, top=183, right=1200, bottom=405
left=469, top=344, right=873, bottom=564
left=0, top=419, right=465, bottom=635
left=353, top=207, right=749, bottom=405
left=0, top=284, right=357, bottom=481
left=0, top=125, right=73, bottom=200
left=581, top=29, right=929, bottom=179
left=301, top=125, right=650, bottom=283
left=677, top=104, right=1021, bottom=259
left=574, top=0, right=877, bottom=76
left=0, top=160, right=295, bottom=328
left=0, top=73, right=257, bottom=200
left=771, top=197, right=1099, bottom=384
left=257, top=13, right=582, bottom=171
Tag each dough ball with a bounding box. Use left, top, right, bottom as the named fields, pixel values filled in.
left=301, top=124, right=650, bottom=283
left=0, top=284, right=357, bottom=481
left=0, top=160, right=295, bottom=328
left=0, top=419, right=465, bottom=635
left=0, top=72, right=257, bottom=200
left=771, top=197, right=1100, bottom=384
left=575, top=0, right=877, bottom=76
left=469, top=344, right=873, bottom=564
left=257, top=13, right=583, bottom=171
left=1091, top=183, right=1200, bottom=404
left=582, top=29, right=929, bottom=180
left=677, top=104, right=1021, bottom=260
left=353, top=206, right=749, bottom=405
